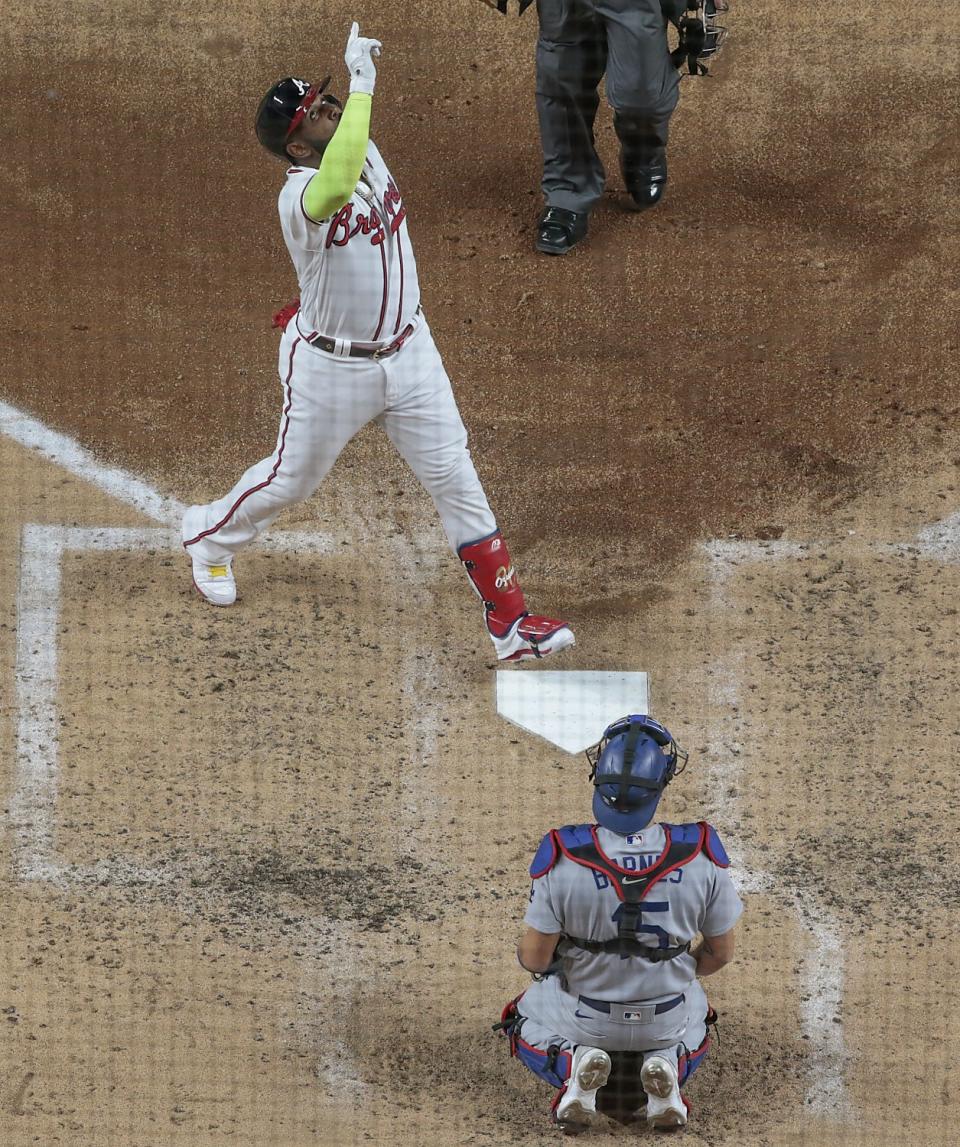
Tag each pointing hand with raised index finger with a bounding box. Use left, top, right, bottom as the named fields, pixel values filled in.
left=344, top=21, right=382, bottom=95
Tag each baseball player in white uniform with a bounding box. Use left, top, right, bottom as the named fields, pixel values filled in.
left=496, top=715, right=743, bottom=1133
left=181, top=23, right=574, bottom=663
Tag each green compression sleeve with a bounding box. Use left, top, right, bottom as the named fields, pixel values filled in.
left=301, top=92, right=372, bottom=221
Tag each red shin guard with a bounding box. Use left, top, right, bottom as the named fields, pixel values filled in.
left=458, top=531, right=527, bottom=639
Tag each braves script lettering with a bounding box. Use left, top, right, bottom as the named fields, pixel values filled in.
left=383, top=178, right=407, bottom=234
left=326, top=203, right=386, bottom=249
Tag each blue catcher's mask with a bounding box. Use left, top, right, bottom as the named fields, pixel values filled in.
left=585, top=715, right=688, bottom=834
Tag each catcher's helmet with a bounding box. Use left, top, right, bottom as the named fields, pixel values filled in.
left=586, top=715, right=688, bottom=834
left=255, top=75, right=331, bottom=159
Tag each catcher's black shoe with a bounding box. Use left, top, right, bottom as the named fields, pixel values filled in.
left=535, top=206, right=589, bottom=255
left=622, top=151, right=668, bottom=212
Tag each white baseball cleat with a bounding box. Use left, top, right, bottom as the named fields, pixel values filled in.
left=182, top=504, right=237, bottom=606
left=555, top=1046, right=611, bottom=1131
left=640, top=1055, right=687, bottom=1130
left=491, top=614, right=576, bottom=662
left=189, top=557, right=237, bottom=606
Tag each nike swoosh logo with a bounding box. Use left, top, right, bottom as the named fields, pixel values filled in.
left=621, top=877, right=646, bottom=885
left=574, top=1010, right=592, bottom=1018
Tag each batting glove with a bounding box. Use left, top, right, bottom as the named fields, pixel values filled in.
left=345, top=21, right=382, bottom=95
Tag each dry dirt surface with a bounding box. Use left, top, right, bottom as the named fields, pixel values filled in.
left=2, top=1, right=959, bottom=1144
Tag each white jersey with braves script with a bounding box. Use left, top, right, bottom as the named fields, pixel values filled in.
left=524, top=823, right=743, bottom=1003
left=279, top=141, right=420, bottom=343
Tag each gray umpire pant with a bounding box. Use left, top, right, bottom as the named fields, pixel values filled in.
left=536, top=0, right=684, bottom=213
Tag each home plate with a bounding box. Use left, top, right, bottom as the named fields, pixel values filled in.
left=496, top=671, right=649, bottom=754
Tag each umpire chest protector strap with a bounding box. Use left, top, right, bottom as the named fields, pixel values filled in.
left=530, top=821, right=727, bottom=961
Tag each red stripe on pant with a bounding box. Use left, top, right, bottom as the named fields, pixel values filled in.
left=183, top=337, right=299, bottom=548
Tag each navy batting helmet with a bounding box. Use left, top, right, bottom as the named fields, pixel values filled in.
left=585, top=715, right=688, bottom=834
left=254, top=75, right=332, bottom=159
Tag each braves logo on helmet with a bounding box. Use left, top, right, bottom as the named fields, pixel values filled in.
left=255, top=75, right=333, bottom=159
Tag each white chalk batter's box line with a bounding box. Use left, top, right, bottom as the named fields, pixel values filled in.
left=6, top=519, right=436, bottom=1104
left=9, top=525, right=345, bottom=883
left=698, top=533, right=960, bottom=1121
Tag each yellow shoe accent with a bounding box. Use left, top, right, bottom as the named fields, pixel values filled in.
left=208, top=565, right=229, bottom=578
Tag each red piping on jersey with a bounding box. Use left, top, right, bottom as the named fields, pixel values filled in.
left=372, top=206, right=388, bottom=341
left=300, top=181, right=325, bottom=226
left=394, top=239, right=405, bottom=335
left=183, top=339, right=299, bottom=548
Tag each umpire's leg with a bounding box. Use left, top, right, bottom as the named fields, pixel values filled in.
left=535, top=0, right=608, bottom=213
left=599, top=0, right=679, bottom=203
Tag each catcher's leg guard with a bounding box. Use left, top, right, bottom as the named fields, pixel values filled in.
left=677, top=1024, right=713, bottom=1085
left=493, top=995, right=572, bottom=1089
left=458, top=531, right=575, bottom=661
left=519, top=1041, right=572, bottom=1090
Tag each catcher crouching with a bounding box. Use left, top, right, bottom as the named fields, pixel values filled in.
left=496, top=715, right=743, bottom=1132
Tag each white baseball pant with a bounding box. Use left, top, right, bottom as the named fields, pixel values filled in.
left=184, top=315, right=497, bottom=563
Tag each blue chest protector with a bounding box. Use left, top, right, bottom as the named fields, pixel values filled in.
left=529, top=821, right=730, bottom=961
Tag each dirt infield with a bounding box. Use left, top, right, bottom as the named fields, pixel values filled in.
left=3, top=0, right=959, bottom=1144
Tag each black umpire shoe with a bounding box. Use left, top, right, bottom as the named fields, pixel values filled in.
left=622, top=151, right=668, bottom=212
left=535, top=206, right=589, bottom=255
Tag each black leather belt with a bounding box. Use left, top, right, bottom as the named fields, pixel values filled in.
left=307, top=321, right=413, bottom=359
left=304, top=306, right=422, bottom=359
left=577, top=992, right=684, bottom=1016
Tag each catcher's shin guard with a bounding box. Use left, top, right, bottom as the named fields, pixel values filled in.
left=458, top=531, right=576, bottom=661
